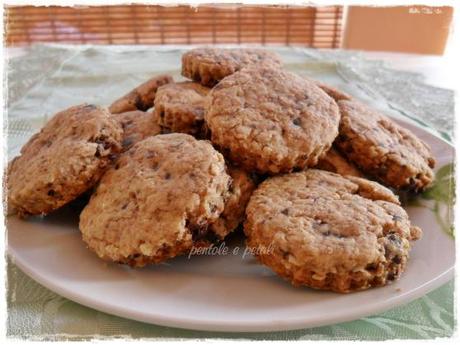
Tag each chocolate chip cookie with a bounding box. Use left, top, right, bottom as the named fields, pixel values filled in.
left=79, top=133, right=231, bottom=267
left=8, top=104, right=123, bottom=216
left=154, top=81, right=210, bottom=137
left=244, top=169, right=422, bottom=293
left=336, top=99, right=435, bottom=191
left=115, top=110, right=161, bottom=151
left=109, top=74, right=173, bottom=114
left=205, top=66, right=341, bottom=174
left=182, top=47, right=282, bottom=87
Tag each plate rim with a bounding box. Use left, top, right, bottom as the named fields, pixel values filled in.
left=7, top=246, right=454, bottom=332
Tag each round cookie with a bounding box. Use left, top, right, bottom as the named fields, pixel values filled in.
left=244, top=169, right=422, bottom=293
left=208, top=165, right=256, bottom=239
left=335, top=99, right=435, bottom=191
left=315, top=147, right=363, bottom=177
left=8, top=104, right=123, bottom=216
left=154, top=81, right=210, bottom=137
left=115, top=110, right=161, bottom=151
left=79, top=133, right=231, bottom=267
left=109, top=74, right=173, bottom=114
left=182, top=48, right=282, bottom=87
left=205, top=66, right=341, bottom=174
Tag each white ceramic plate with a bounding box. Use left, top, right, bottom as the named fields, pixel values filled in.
left=7, top=119, right=455, bottom=332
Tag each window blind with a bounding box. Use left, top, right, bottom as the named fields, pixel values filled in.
left=5, top=5, right=343, bottom=48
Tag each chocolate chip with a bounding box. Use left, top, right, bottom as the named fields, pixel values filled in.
left=387, top=233, right=400, bottom=243
left=280, top=249, right=290, bottom=259
left=281, top=208, right=289, bottom=215
left=164, top=172, right=171, bottom=179
left=47, top=189, right=55, bottom=197
left=292, top=118, right=302, bottom=126
left=95, top=137, right=111, bottom=157
left=187, top=221, right=218, bottom=243
left=387, top=272, right=396, bottom=281
left=366, top=263, right=377, bottom=271
left=392, top=215, right=403, bottom=222
left=134, top=93, right=147, bottom=111
left=392, top=256, right=401, bottom=264
left=122, top=138, right=134, bottom=148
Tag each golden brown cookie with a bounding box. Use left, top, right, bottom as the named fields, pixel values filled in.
left=315, top=147, right=363, bottom=177
left=109, top=74, right=173, bottom=114
left=205, top=66, right=340, bottom=174
left=244, top=169, right=422, bottom=293
left=208, top=165, right=256, bottom=239
left=115, top=110, right=161, bottom=151
left=79, top=133, right=231, bottom=267
left=8, top=104, right=123, bottom=216
left=336, top=99, right=435, bottom=191
left=154, top=81, right=210, bottom=137
left=182, top=47, right=282, bottom=87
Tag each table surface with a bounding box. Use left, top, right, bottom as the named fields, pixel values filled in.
left=5, top=44, right=455, bottom=340
left=6, top=46, right=456, bottom=89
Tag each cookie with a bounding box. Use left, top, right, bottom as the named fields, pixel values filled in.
left=316, top=147, right=363, bottom=177
left=336, top=99, right=435, bottom=191
left=182, top=48, right=282, bottom=87
left=79, top=133, right=231, bottom=267
left=244, top=169, right=422, bottom=293
left=109, top=74, right=173, bottom=114
left=209, top=165, right=256, bottom=239
left=8, top=104, right=123, bottom=216
left=115, top=110, right=161, bottom=151
left=154, top=81, right=210, bottom=137
left=205, top=66, right=340, bottom=174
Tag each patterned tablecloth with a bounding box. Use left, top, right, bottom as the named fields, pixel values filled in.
left=5, top=44, right=455, bottom=340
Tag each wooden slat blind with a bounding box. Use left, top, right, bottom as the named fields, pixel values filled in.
left=5, top=5, right=343, bottom=48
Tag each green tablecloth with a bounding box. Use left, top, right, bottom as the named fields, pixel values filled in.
left=5, top=44, right=455, bottom=340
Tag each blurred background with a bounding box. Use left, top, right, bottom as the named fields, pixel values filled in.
left=4, top=4, right=454, bottom=55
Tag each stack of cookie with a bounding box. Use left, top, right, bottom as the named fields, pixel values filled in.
left=7, top=48, right=435, bottom=293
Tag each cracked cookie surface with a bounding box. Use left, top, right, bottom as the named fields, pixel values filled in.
left=8, top=104, right=123, bottom=216
left=205, top=66, right=340, bottom=174
left=109, top=74, right=173, bottom=114
left=115, top=110, right=161, bottom=151
left=79, top=133, right=231, bottom=267
left=182, top=47, right=282, bottom=87
left=154, top=81, right=210, bottom=137
left=244, top=169, right=422, bottom=293
left=336, top=99, right=435, bottom=191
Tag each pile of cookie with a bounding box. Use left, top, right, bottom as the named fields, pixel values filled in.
left=8, top=48, right=435, bottom=293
